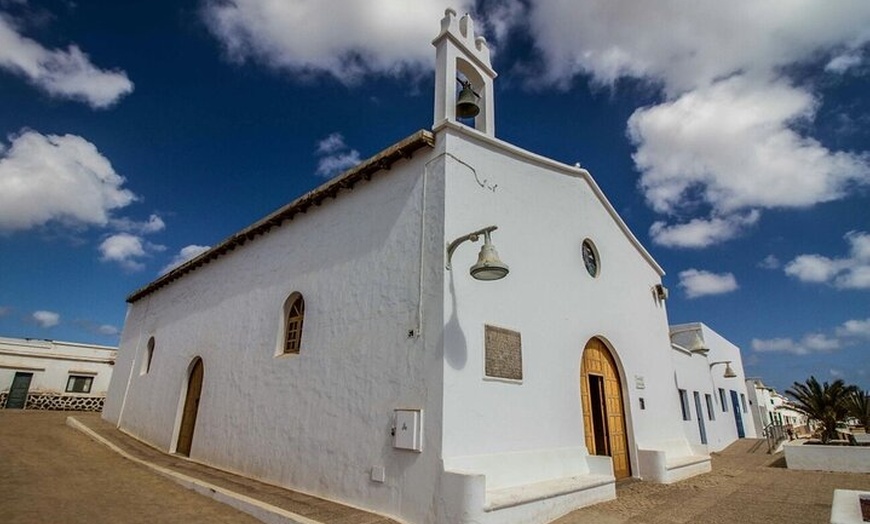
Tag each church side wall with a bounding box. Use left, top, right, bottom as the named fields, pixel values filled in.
left=103, top=150, right=448, bottom=524
left=440, top=128, right=687, bottom=467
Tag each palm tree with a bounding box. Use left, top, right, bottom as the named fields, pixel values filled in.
left=785, top=376, right=855, bottom=443
left=846, top=389, right=870, bottom=430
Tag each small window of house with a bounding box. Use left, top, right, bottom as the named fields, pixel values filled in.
left=678, top=389, right=690, bottom=421
left=719, top=388, right=728, bottom=412
left=140, top=337, right=155, bottom=375
left=282, top=292, right=305, bottom=354
left=705, top=393, right=715, bottom=420
left=66, top=375, right=93, bottom=394
left=740, top=393, right=747, bottom=413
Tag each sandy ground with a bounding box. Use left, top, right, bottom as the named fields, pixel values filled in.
left=0, top=411, right=262, bottom=524
left=1, top=410, right=867, bottom=524
left=554, top=438, right=869, bottom=524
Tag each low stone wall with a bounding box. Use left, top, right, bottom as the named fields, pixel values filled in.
left=784, top=440, right=870, bottom=473
left=0, top=392, right=104, bottom=412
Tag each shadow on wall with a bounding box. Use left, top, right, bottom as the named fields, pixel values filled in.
left=444, top=271, right=467, bottom=371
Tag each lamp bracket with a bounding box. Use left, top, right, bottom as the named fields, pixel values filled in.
left=446, top=225, right=497, bottom=270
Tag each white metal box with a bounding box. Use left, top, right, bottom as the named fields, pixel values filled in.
left=393, top=408, right=423, bottom=452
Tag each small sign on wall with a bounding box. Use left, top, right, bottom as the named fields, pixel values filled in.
left=635, top=375, right=645, bottom=389
left=484, top=325, right=523, bottom=381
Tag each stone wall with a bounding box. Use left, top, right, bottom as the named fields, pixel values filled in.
left=0, top=392, right=104, bottom=412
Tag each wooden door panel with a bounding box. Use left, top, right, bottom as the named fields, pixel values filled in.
left=581, top=339, right=631, bottom=479
left=177, top=358, right=203, bottom=456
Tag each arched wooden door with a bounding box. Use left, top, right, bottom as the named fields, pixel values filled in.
left=580, top=338, right=631, bottom=479
left=176, top=358, right=203, bottom=456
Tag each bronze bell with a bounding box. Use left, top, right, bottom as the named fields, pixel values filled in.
left=456, top=81, right=481, bottom=119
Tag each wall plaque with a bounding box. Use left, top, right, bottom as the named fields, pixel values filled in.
left=484, top=325, right=522, bottom=380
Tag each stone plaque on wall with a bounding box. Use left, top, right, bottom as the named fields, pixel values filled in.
left=484, top=325, right=522, bottom=380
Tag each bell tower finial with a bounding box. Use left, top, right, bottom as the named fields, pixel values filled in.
left=432, top=9, right=496, bottom=136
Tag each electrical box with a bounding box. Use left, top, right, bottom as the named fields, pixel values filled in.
left=393, top=409, right=423, bottom=452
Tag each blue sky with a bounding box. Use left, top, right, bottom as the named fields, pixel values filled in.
left=0, top=0, right=868, bottom=393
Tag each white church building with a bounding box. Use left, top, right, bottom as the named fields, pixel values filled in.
left=104, top=10, right=754, bottom=524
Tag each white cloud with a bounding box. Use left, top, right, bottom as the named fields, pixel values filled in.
left=110, top=214, right=166, bottom=235
left=161, top=244, right=211, bottom=274
left=316, top=133, right=347, bottom=155
left=826, top=51, right=864, bottom=74
left=751, top=334, right=839, bottom=355
left=753, top=317, right=870, bottom=356
left=677, top=269, right=738, bottom=299
left=316, top=150, right=361, bottom=178
left=314, top=132, right=361, bottom=178
left=524, top=1, right=870, bottom=94
left=837, top=318, right=870, bottom=339
left=97, top=324, right=120, bottom=336
left=649, top=212, right=759, bottom=249
left=630, top=78, right=870, bottom=214
left=630, top=77, right=870, bottom=246
left=515, top=2, right=870, bottom=248
left=32, top=310, right=59, bottom=328
left=99, top=233, right=164, bottom=272
left=759, top=255, right=781, bottom=270
left=0, top=130, right=137, bottom=232
left=784, top=231, right=870, bottom=289
left=202, top=0, right=474, bottom=84
left=0, top=14, right=133, bottom=108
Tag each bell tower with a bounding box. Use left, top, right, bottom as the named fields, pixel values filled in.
left=432, top=9, right=496, bottom=136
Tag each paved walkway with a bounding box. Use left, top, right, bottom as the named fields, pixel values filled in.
left=2, top=411, right=868, bottom=523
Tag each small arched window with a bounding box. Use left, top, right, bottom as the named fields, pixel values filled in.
left=283, top=293, right=305, bottom=354
left=141, top=336, right=155, bottom=375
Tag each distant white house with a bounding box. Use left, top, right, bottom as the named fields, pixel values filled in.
left=103, top=10, right=755, bottom=524
left=0, top=336, right=117, bottom=411
left=746, top=378, right=809, bottom=436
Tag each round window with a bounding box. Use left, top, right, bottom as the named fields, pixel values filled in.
left=582, top=239, right=599, bottom=277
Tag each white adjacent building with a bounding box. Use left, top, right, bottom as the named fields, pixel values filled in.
left=746, top=378, right=808, bottom=436
left=104, top=10, right=753, bottom=524
left=670, top=323, right=757, bottom=454
left=1, top=336, right=116, bottom=411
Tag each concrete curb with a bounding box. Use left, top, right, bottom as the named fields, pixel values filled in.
left=66, top=416, right=322, bottom=524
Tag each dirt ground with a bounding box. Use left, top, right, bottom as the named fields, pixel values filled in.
left=0, top=411, right=262, bottom=524
left=555, top=439, right=869, bottom=524
left=1, top=410, right=868, bottom=524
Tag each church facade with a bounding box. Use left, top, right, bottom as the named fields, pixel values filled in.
left=104, top=10, right=753, bottom=524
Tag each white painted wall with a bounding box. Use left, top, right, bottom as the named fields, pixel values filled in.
left=670, top=323, right=757, bottom=452
left=784, top=441, right=870, bottom=473
left=105, top=121, right=721, bottom=524
left=0, top=336, right=116, bottom=397
left=105, top=147, right=449, bottom=524
left=438, top=123, right=688, bottom=470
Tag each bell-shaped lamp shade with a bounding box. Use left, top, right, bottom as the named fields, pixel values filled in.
left=470, top=232, right=509, bottom=281
left=723, top=362, right=738, bottom=379
left=689, top=333, right=710, bottom=355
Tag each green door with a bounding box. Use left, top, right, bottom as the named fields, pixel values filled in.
left=6, top=372, right=33, bottom=409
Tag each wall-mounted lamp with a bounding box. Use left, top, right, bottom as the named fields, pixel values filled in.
left=688, top=332, right=710, bottom=356
left=654, top=283, right=669, bottom=301
left=710, top=360, right=737, bottom=379
left=446, top=225, right=509, bottom=281
left=669, top=325, right=708, bottom=355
